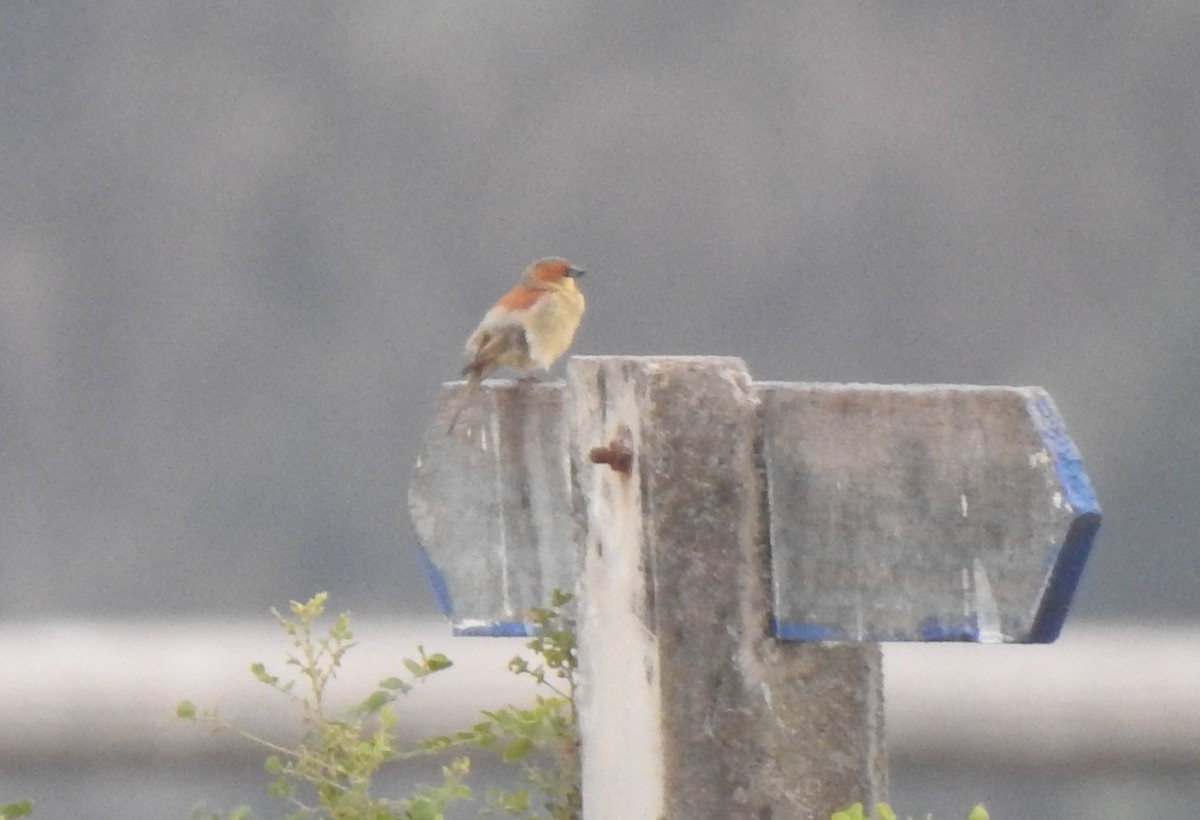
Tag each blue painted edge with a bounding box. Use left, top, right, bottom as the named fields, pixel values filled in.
left=452, top=621, right=534, bottom=638
left=1025, top=390, right=1101, bottom=515
left=771, top=616, right=984, bottom=643
left=413, top=542, right=455, bottom=619
left=919, top=614, right=981, bottom=642
left=1023, top=390, right=1103, bottom=644
left=1027, top=512, right=1102, bottom=643
left=412, top=543, right=531, bottom=637
left=770, top=620, right=842, bottom=641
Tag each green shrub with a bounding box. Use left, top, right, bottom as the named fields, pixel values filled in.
left=178, top=590, right=990, bottom=820
left=179, top=590, right=578, bottom=820
left=832, top=802, right=989, bottom=820
left=179, top=592, right=468, bottom=819
left=423, top=588, right=579, bottom=819
left=0, top=801, right=33, bottom=819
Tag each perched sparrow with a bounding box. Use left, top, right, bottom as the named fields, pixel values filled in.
left=447, top=257, right=586, bottom=433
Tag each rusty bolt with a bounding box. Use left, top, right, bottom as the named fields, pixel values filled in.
left=589, top=439, right=633, bottom=475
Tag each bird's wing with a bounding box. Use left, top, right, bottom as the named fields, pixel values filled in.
left=464, top=285, right=547, bottom=356
left=494, top=283, right=549, bottom=312
left=462, top=321, right=529, bottom=376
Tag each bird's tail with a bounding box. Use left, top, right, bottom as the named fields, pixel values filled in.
left=446, top=366, right=484, bottom=434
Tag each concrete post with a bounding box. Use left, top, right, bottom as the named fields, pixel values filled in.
left=408, top=355, right=1100, bottom=819
left=568, top=357, right=885, bottom=818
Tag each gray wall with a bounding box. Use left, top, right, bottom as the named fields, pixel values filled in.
left=2, top=3, right=1197, bottom=620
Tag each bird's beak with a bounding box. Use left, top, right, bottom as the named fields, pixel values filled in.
left=567, top=266, right=586, bottom=278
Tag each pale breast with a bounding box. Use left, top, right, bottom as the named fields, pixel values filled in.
left=525, top=285, right=585, bottom=370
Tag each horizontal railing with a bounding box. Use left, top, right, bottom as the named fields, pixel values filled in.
left=4, top=620, right=1196, bottom=765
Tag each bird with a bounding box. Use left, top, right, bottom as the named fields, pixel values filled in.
left=446, top=257, right=586, bottom=434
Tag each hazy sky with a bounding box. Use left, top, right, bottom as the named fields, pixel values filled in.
left=1, top=3, right=1197, bottom=621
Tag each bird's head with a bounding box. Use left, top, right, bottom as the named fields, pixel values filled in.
left=525, top=257, right=586, bottom=288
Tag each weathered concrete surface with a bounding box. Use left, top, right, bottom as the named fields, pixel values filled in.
left=411, top=370, right=1100, bottom=646
left=758, top=383, right=1101, bottom=644
left=408, top=379, right=583, bottom=635
left=409, top=356, right=1102, bottom=817
left=570, top=357, right=886, bottom=820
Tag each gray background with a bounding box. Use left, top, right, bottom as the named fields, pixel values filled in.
left=3, top=5, right=1199, bottom=819
left=2, top=3, right=1196, bottom=624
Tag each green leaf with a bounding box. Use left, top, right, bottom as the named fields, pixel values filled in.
left=406, top=799, right=439, bottom=820
left=378, top=676, right=411, bottom=691
left=424, top=652, right=452, bottom=672
left=176, top=699, right=197, bottom=719
left=352, top=690, right=391, bottom=714
left=967, top=805, right=990, bottom=820
left=499, top=789, right=531, bottom=811
left=501, top=736, right=535, bottom=763
left=0, top=801, right=33, bottom=819
left=831, top=804, right=865, bottom=820
left=300, top=591, right=328, bottom=616
left=875, top=803, right=897, bottom=820
left=330, top=612, right=353, bottom=641
left=419, top=734, right=453, bottom=752
left=249, top=662, right=278, bottom=685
